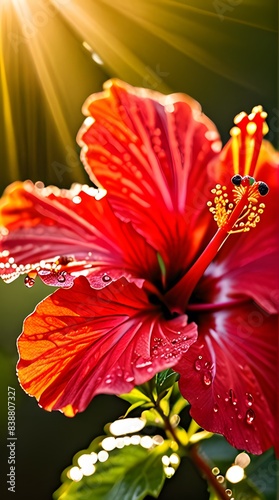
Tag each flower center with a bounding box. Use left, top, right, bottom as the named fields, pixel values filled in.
left=164, top=106, right=270, bottom=314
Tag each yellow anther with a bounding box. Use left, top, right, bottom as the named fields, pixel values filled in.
left=260, top=111, right=267, bottom=119
left=230, top=126, right=241, bottom=137
left=262, top=122, right=269, bottom=136
left=208, top=181, right=266, bottom=234
left=252, top=105, right=263, bottom=114
left=246, top=122, right=257, bottom=135
left=234, top=112, right=247, bottom=125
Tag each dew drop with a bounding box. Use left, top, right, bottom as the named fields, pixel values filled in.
left=136, top=360, right=152, bottom=369
left=57, top=271, right=67, bottom=283
left=237, top=414, right=242, bottom=420
left=105, top=377, right=112, bottom=385
left=57, top=256, right=74, bottom=266
left=246, top=409, right=255, bottom=424
left=216, top=475, right=224, bottom=483
left=102, top=274, right=112, bottom=283
left=245, top=392, right=254, bottom=407
left=24, top=275, right=35, bottom=288
left=225, top=489, right=233, bottom=497
left=212, top=467, right=220, bottom=476
left=213, top=404, right=219, bottom=413
left=229, top=389, right=238, bottom=405
left=194, top=358, right=202, bottom=371
left=203, top=372, right=212, bottom=386
left=125, top=375, right=135, bottom=383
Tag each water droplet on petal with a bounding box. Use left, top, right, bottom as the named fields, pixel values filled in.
left=245, top=392, right=254, bottom=407
left=194, top=358, right=202, bottom=371
left=213, top=403, right=219, bottom=413
left=125, top=375, right=135, bottom=383
left=105, top=377, right=112, bottom=385
left=229, top=389, right=238, bottom=405
left=57, top=271, right=67, bottom=283
left=24, top=275, right=35, bottom=288
left=225, top=489, right=233, bottom=497
left=216, top=475, right=224, bottom=483
left=246, top=409, right=255, bottom=424
left=136, top=360, right=152, bottom=369
left=203, top=372, right=212, bottom=386
left=102, top=274, right=112, bottom=283
left=212, top=467, right=220, bottom=475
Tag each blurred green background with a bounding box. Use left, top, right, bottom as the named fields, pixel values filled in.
left=0, top=1, right=278, bottom=499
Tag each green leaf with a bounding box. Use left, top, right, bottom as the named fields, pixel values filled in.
left=199, top=436, right=276, bottom=500
left=155, top=369, right=179, bottom=395
left=141, top=408, right=164, bottom=427
left=54, top=440, right=169, bottom=500
left=119, top=387, right=152, bottom=406
left=169, top=384, right=188, bottom=417
left=207, top=484, right=219, bottom=500
left=122, top=400, right=153, bottom=418
left=244, top=449, right=277, bottom=500
left=231, top=479, right=264, bottom=500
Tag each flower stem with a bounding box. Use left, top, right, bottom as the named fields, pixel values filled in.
left=190, top=444, right=229, bottom=500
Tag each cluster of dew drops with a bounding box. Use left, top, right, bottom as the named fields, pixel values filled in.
left=194, top=354, right=255, bottom=426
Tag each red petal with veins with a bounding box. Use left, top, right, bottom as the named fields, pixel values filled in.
left=175, top=303, right=277, bottom=454
left=78, top=79, right=220, bottom=282
left=17, top=276, right=197, bottom=415
left=0, top=181, right=159, bottom=287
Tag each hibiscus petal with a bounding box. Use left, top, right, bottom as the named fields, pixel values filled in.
left=175, top=303, right=277, bottom=454
left=17, top=276, right=197, bottom=415
left=78, top=79, right=221, bottom=280
left=0, top=181, right=159, bottom=287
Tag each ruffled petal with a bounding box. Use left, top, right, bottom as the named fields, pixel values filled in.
left=175, top=303, right=277, bottom=454
left=78, top=78, right=221, bottom=282
left=17, top=276, right=197, bottom=415
left=0, top=181, right=160, bottom=287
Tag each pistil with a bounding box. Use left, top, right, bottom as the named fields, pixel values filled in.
left=165, top=106, right=270, bottom=314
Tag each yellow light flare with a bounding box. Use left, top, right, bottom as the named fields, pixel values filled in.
left=8, top=0, right=74, bottom=151
left=54, top=0, right=171, bottom=93
left=1, top=0, right=107, bottom=189
left=0, top=3, right=20, bottom=177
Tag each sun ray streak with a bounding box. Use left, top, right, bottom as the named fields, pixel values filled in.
left=0, top=4, right=19, bottom=178
left=11, top=0, right=74, bottom=151
left=54, top=0, right=171, bottom=93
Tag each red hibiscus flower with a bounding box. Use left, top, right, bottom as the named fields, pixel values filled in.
left=0, top=80, right=278, bottom=455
